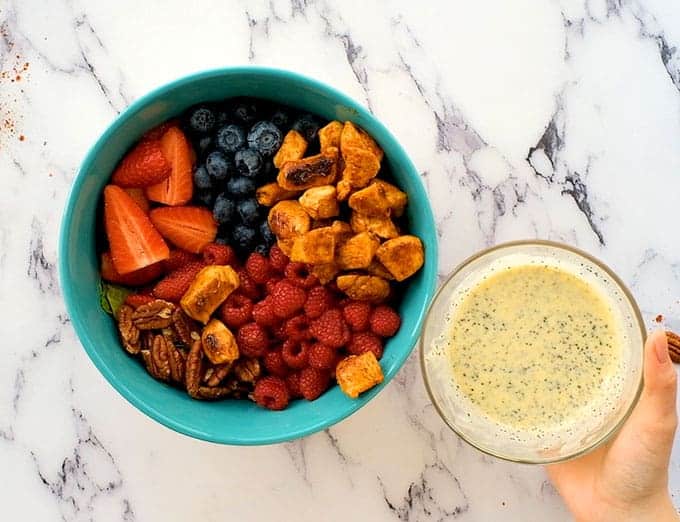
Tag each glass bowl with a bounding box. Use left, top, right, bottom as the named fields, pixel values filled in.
left=420, top=240, right=645, bottom=464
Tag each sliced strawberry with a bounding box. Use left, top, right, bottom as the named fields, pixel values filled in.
left=111, top=140, right=171, bottom=188
left=104, top=185, right=170, bottom=274
left=142, top=119, right=179, bottom=141
left=146, top=127, right=193, bottom=205
left=123, top=188, right=150, bottom=213
left=100, top=251, right=164, bottom=286
left=149, top=206, right=217, bottom=254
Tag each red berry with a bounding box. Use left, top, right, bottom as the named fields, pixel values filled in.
left=342, top=301, right=371, bottom=332
left=285, top=372, right=303, bottom=398
left=123, top=293, right=155, bottom=309
left=268, top=245, right=289, bottom=272
left=163, top=249, right=199, bottom=272
left=307, top=342, right=337, bottom=370
left=348, top=332, right=384, bottom=359
left=304, top=285, right=335, bottom=319
left=152, top=261, right=205, bottom=302
left=284, top=315, right=312, bottom=342
left=237, top=268, right=261, bottom=300
left=202, top=243, right=236, bottom=266
left=236, top=323, right=269, bottom=357
left=270, top=280, right=306, bottom=319
left=272, top=321, right=287, bottom=340
left=264, top=276, right=282, bottom=296
left=245, top=253, right=273, bottom=284
left=309, top=309, right=351, bottom=349
left=281, top=340, right=310, bottom=369
left=252, top=297, right=280, bottom=327
left=284, top=262, right=318, bottom=288
left=299, top=367, right=330, bottom=401
left=370, top=305, right=401, bottom=337
left=263, top=348, right=288, bottom=378
left=218, top=293, right=253, bottom=328
left=253, top=376, right=289, bottom=410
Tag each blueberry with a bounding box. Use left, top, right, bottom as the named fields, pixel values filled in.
left=260, top=159, right=275, bottom=181
left=247, top=121, right=283, bottom=157
left=253, top=243, right=269, bottom=256
left=292, top=113, right=321, bottom=142
left=216, top=124, right=246, bottom=153
left=259, top=220, right=276, bottom=246
left=187, top=106, right=215, bottom=134
left=193, top=165, right=212, bottom=190
left=234, top=148, right=263, bottom=178
left=195, top=188, right=214, bottom=207
left=205, top=150, right=233, bottom=181
left=270, top=108, right=291, bottom=129
left=231, top=99, right=259, bottom=125
left=215, top=237, right=229, bottom=246
left=236, top=197, right=260, bottom=225
left=215, top=110, right=230, bottom=126
left=196, top=135, right=213, bottom=157
left=226, top=175, right=256, bottom=197
left=213, top=193, right=236, bottom=224
left=231, top=224, right=257, bottom=250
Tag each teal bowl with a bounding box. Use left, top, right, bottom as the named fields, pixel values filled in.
left=59, top=67, right=438, bottom=445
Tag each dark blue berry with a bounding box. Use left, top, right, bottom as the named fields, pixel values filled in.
left=253, top=243, right=269, bottom=256
left=236, top=197, right=260, bottom=225
left=260, top=160, right=275, bottom=181
left=193, top=165, right=212, bottom=190
left=234, top=148, right=263, bottom=178
left=231, top=99, right=259, bottom=125
left=213, top=193, right=236, bottom=224
left=216, top=124, right=246, bottom=153
left=226, top=176, right=256, bottom=197
left=292, top=113, right=321, bottom=142
left=247, top=121, right=283, bottom=157
left=197, top=135, right=213, bottom=157
left=215, top=237, right=229, bottom=246
left=195, top=188, right=214, bottom=207
left=259, top=220, right=275, bottom=246
left=215, top=110, right=230, bottom=126
left=188, top=106, right=215, bottom=134
left=231, top=224, right=256, bottom=251
left=205, top=151, right=233, bottom=181
left=270, top=108, right=291, bottom=129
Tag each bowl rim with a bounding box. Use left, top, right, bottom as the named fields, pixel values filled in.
left=58, top=66, right=438, bottom=445
left=419, top=239, right=646, bottom=464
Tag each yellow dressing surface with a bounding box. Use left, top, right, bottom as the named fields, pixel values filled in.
left=448, top=264, right=621, bottom=430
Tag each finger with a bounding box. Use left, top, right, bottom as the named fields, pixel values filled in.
left=640, top=330, right=677, bottom=418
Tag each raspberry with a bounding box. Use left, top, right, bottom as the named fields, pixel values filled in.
left=252, top=297, right=280, bottom=327
left=264, top=276, right=282, bottom=296
left=281, top=339, right=310, bottom=369
left=272, top=321, right=287, bottom=340
left=152, top=262, right=205, bottom=302
left=284, top=315, right=312, bottom=342
left=268, top=244, right=289, bottom=272
left=163, top=249, right=199, bottom=272
left=218, top=293, right=253, bottom=328
left=253, top=376, right=289, bottom=410
left=285, top=371, right=303, bottom=398
left=202, top=243, right=237, bottom=266
left=237, top=268, right=261, bottom=300
left=348, top=332, right=384, bottom=359
left=236, top=323, right=269, bottom=357
left=284, top=262, right=318, bottom=289
left=309, top=309, right=351, bottom=349
left=304, top=286, right=334, bottom=319
left=270, top=280, right=306, bottom=319
left=307, top=342, right=337, bottom=370
left=245, top=252, right=273, bottom=284
left=299, top=367, right=330, bottom=401
left=263, top=348, right=288, bottom=377
left=370, top=305, right=401, bottom=337
left=342, top=301, right=371, bottom=332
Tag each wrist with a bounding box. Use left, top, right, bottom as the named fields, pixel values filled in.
left=588, top=491, right=679, bottom=522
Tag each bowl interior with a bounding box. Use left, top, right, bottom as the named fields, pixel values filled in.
left=59, top=68, right=438, bottom=444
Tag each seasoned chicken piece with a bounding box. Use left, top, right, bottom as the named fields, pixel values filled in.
left=336, top=180, right=353, bottom=202
left=277, top=238, right=295, bottom=257
left=348, top=182, right=391, bottom=216
left=319, top=121, right=343, bottom=151
left=350, top=211, right=399, bottom=240
left=338, top=146, right=380, bottom=198
left=336, top=232, right=380, bottom=270
left=273, top=130, right=308, bottom=168
left=330, top=220, right=353, bottom=243
left=299, top=185, right=339, bottom=220
left=277, top=148, right=338, bottom=191
left=180, top=265, right=240, bottom=324
left=340, top=121, right=383, bottom=162
left=290, top=227, right=336, bottom=265
left=311, top=263, right=340, bottom=285
left=376, top=235, right=424, bottom=282
left=201, top=318, right=238, bottom=364
left=256, top=182, right=300, bottom=206
left=371, top=180, right=407, bottom=217
left=336, top=352, right=384, bottom=399
left=268, top=200, right=311, bottom=239
left=366, top=259, right=395, bottom=280
left=336, top=274, right=390, bottom=302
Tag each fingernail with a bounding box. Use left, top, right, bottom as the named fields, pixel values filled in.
left=654, top=333, right=670, bottom=364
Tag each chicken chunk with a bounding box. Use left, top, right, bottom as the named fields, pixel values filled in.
left=273, top=129, right=308, bottom=168
left=311, top=263, right=340, bottom=285
left=366, top=259, right=395, bottom=280
left=371, top=180, right=407, bottom=217
left=336, top=352, right=384, bottom=399
left=350, top=211, right=399, bottom=240
left=290, top=227, right=336, bottom=265
left=336, top=274, right=390, bottom=302
left=256, top=182, right=300, bottom=207
left=340, top=121, right=383, bottom=162
left=268, top=200, right=311, bottom=239
left=348, top=180, right=408, bottom=217
left=277, top=148, right=338, bottom=191
left=375, top=235, right=424, bottom=282
left=299, top=185, right=339, bottom=220
left=277, top=238, right=295, bottom=257
left=338, top=146, right=381, bottom=197
left=330, top=220, right=353, bottom=243
left=336, top=232, right=380, bottom=270
left=180, top=265, right=240, bottom=324
left=201, top=318, right=239, bottom=365
left=319, top=121, right=343, bottom=151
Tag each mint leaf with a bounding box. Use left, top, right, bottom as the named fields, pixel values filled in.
left=99, top=281, right=132, bottom=316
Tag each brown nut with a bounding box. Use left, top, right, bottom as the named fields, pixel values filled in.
left=117, top=304, right=141, bottom=355
left=201, top=318, right=239, bottom=365
left=233, top=358, right=261, bottom=384
left=185, top=340, right=204, bottom=399
left=180, top=265, right=240, bottom=324
left=132, top=300, right=175, bottom=330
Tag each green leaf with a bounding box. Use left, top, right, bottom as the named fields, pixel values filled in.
left=99, top=281, right=132, bottom=316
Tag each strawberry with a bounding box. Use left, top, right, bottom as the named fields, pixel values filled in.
left=100, top=251, right=164, bottom=286
left=123, top=188, right=150, bottom=213
left=103, top=185, right=169, bottom=274
left=149, top=206, right=217, bottom=254
left=142, top=119, right=179, bottom=141
left=152, top=261, right=205, bottom=302
left=111, top=139, right=171, bottom=188
left=146, top=127, right=193, bottom=205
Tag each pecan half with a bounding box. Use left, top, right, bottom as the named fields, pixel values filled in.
left=172, top=308, right=200, bottom=346
left=132, top=300, right=175, bottom=330
left=141, top=349, right=162, bottom=380
left=666, top=331, right=680, bottom=364
left=233, top=358, right=261, bottom=384
left=150, top=334, right=171, bottom=382
left=117, top=305, right=141, bottom=354
left=198, top=385, right=233, bottom=400
left=204, top=362, right=233, bottom=387
left=185, top=340, right=204, bottom=399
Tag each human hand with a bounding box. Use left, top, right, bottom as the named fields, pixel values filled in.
left=547, top=330, right=679, bottom=522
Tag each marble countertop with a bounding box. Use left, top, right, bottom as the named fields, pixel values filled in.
left=2, top=0, right=680, bottom=520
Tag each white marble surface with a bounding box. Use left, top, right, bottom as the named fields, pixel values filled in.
left=2, top=0, right=680, bottom=520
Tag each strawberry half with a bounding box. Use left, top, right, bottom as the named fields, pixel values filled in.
left=104, top=185, right=170, bottom=274
left=123, top=188, right=150, bottom=213
left=111, top=139, right=171, bottom=188
left=100, top=251, right=164, bottom=286
left=146, top=126, right=193, bottom=205
left=149, top=206, right=217, bottom=254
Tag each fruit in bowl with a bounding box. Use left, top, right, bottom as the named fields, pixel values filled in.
left=60, top=68, right=437, bottom=444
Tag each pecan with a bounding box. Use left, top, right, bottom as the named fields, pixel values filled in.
left=164, top=336, right=185, bottom=383
left=233, top=358, right=261, bottom=384
left=132, top=300, right=175, bottom=330
left=151, top=334, right=171, bottom=382
left=141, top=349, right=162, bottom=380
left=198, top=385, right=233, bottom=400
left=666, top=331, right=680, bottom=364
left=185, top=340, right=204, bottom=399
left=204, top=362, right=233, bottom=387
left=172, top=308, right=200, bottom=346
left=117, top=305, right=141, bottom=354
